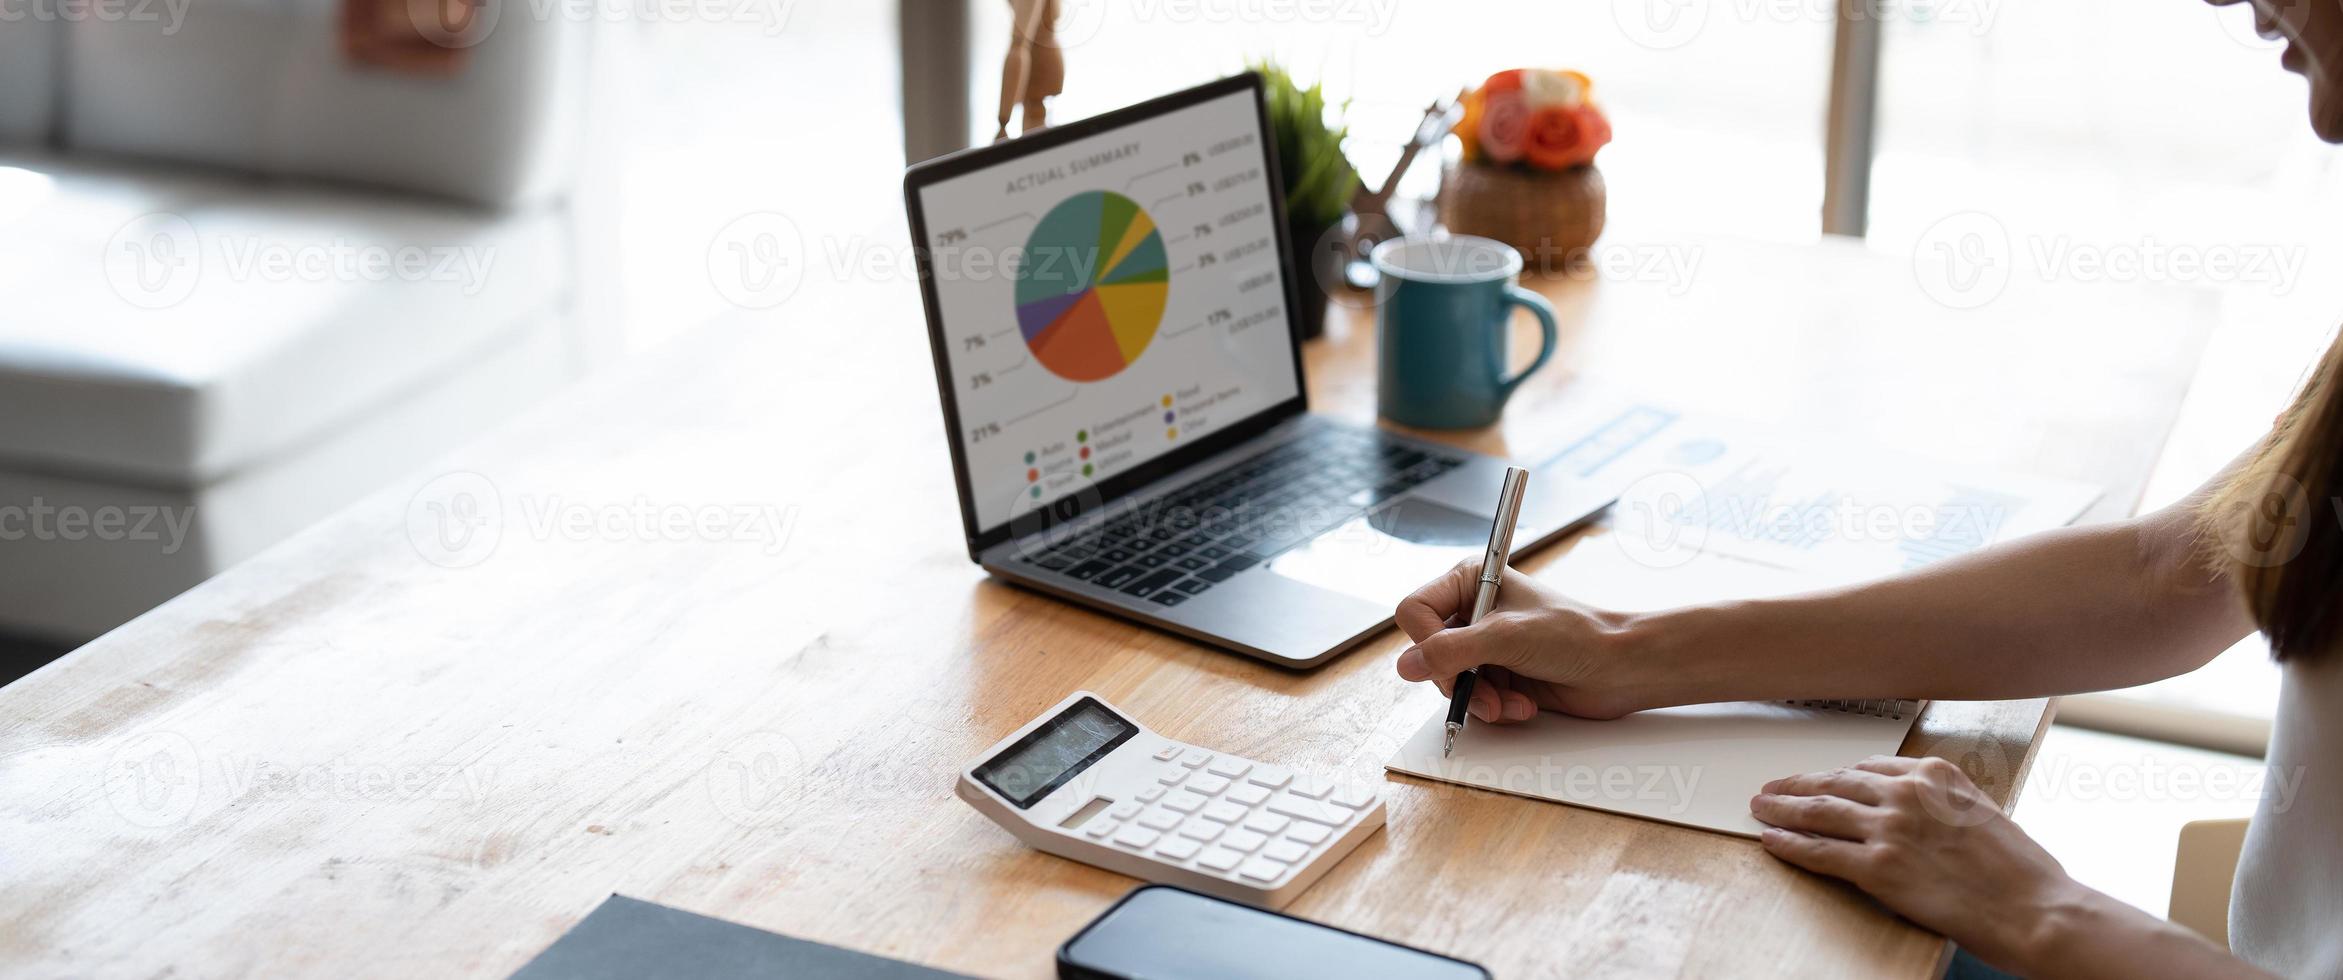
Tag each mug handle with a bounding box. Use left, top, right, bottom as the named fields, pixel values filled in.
left=1496, top=285, right=1559, bottom=403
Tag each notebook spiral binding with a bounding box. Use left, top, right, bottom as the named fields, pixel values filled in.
left=1785, top=698, right=1922, bottom=720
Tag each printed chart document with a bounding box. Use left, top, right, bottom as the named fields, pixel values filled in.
left=1533, top=401, right=2104, bottom=580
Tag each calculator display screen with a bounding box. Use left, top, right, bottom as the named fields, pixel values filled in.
left=974, top=698, right=1137, bottom=809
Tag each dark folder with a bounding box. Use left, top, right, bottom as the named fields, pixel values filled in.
left=509, top=895, right=973, bottom=980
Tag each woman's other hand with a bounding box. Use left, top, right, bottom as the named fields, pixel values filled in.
left=1752, top=755, right=2082, bottom=972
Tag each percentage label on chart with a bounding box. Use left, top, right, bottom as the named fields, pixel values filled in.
left=970, top=422, right=1003, bottom=443
left=1185, top=182, right=1207, bottom=197
left=1196, top=254, right=1217, bottom=268
left=1181, top=152, right=1202, bottom=166
left=963, top=335, right=987, bottom=351
left=937, top=228, right=968, bottom=245
left=970, top=372, right=993, bottom=390
left=1192, top=224, right=1212, bottom=238
left=1207, top=309, right=1232, bottom=326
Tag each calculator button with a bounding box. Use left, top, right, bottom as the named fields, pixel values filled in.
left=1136, top=784, right=1166, bottom=802
left=1262, top=840, right=1309, bottom=864
left=1186, top=774, right=1230, bottom=795
left=1237, top=858, right=1287, bottom=883
left=1266, top=794, right=1351, bottom=827
left=1152, top=746, right=1181, bottom=762
left=1178, top=750, right=1211, bottom=769
left=1201, top=801, right=1247, bottom=824
left=1109, top=802, right=1143, bottom=820
left=1205, top=757, right=1252, bottom=779
left=1155, top=837, right=1203, bottom=861
left=1242, top=812, right=1289, bottom=835
left=1083, top=819, right=1117, bottom=839
left=1177, top=818, right=1226, bottom=842
left=1156, top=768, right=1188, bottom=785
left=1137, top=808, right=1182, bottom=831
left=1161, top=791, right=1207, bottom=814
left=1284, top=822, right=1332, bottom=846
left=1196, top=848, right=1244, bottom=872
left=1330, top=785, right=1375, bottom=809
left=1219, top=829, right=1267, bottom=853
left=1246, top=768, right=1292, bottom=790
left=1290, top=776, right=1334, bottom=800
left=1224, top=784, right=1270, bottom=806
left=1111, top=826, right=1161, bottom=849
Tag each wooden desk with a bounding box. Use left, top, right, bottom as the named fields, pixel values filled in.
left=0, top=233, right=2214, bottom=978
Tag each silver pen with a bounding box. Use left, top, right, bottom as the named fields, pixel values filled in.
left=1444, top=466, right=1529, bottom=757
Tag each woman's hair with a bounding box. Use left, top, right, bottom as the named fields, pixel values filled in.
left=2203, top=331, right=2343, bottom=662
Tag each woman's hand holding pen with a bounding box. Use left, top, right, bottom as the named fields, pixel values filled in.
left=1392, top=557, right=1675, bottom=723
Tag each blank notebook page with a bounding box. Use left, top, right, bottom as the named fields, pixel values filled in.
left=1385, top=700, right=1922, bottom=838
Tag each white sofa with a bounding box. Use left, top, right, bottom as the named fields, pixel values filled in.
left=0, top=0, right=596, bottom=642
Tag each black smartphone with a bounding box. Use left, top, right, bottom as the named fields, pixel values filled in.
left=1056, top=885, right=1490, bottom=980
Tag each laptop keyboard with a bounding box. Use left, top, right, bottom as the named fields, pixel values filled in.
left=1015, top=428, right=1464, bottom=607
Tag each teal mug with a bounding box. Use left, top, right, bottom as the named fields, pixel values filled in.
left=1370, top=235, right=1559, bottom=429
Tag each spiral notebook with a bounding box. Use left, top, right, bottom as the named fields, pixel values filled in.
left=1384, top=698, right=1924, bottom=838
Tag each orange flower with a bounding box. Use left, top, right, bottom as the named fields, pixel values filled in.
left=1524, top=103, right=1612, bottom=170
left=1572, top=104, right=1612, bottom=163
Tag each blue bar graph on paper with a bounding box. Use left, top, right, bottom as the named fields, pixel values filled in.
left=1538, top=405, right=1679, bottom=478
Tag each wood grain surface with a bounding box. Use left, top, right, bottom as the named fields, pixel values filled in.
left=0, top=231, right=2212, bottom=979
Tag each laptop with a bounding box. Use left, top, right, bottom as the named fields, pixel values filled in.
left=904, top=73, right=1617, bottom=667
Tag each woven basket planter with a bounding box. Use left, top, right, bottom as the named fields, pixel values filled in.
left=1437, top=161, right=1606, bottom=274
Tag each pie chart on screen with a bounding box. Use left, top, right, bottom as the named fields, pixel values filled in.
left=1014, top=190, right=1171, bottom=383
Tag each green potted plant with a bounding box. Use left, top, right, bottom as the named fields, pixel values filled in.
left=1251, top=59, right=1358, bottom=342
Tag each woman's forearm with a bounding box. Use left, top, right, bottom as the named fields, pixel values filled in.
left=2021, top=884, right=2272, bottom=980
left=1624, top=496, right=2257, bottom=704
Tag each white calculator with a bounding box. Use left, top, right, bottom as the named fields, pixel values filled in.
left=956, top=691, right=1386, bottom=909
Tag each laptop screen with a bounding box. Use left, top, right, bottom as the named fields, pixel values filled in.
left=915, top=85, right=1301, bottom=536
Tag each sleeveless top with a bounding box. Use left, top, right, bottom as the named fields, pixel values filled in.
left=2229, top=651, right=2343, bottom=976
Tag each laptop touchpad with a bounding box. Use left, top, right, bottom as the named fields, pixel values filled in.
left=1265, top=499, right=1491, bottom=604
left=1370, top=498, right=1493, bottom=546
